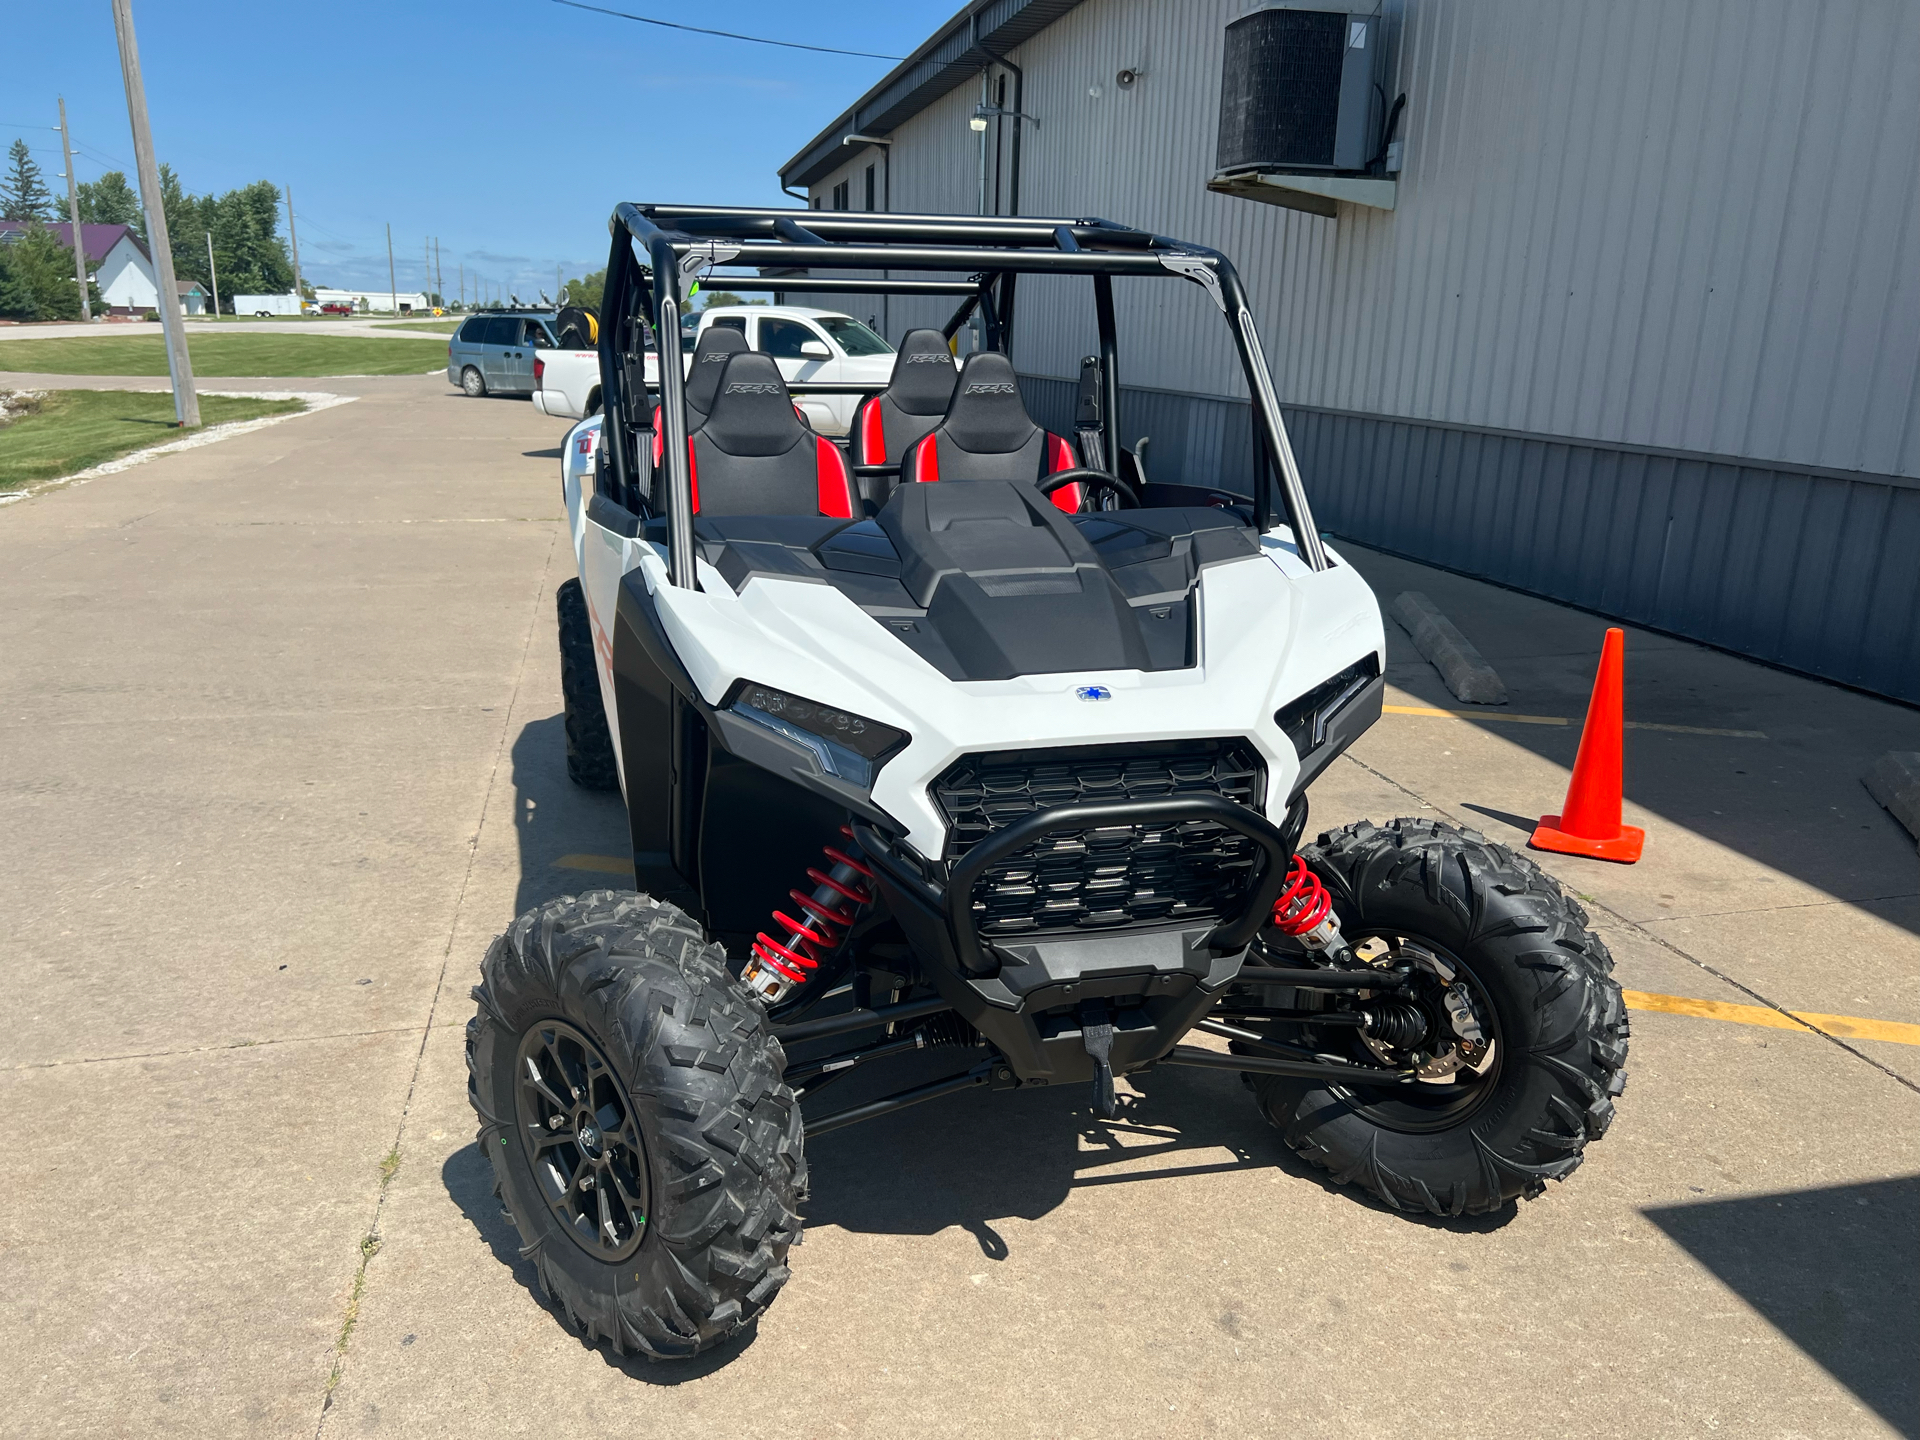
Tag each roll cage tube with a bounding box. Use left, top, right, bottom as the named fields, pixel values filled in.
left=604, top=203, right=1330, bottom=578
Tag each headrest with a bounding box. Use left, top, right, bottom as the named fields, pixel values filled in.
left=697, top=353, right=805, bottom=457
left=684, top=325, right=750, bottom=418
left=886, top=329, right=959, bottom=415
left=940, top=351, right=1038, bottom=454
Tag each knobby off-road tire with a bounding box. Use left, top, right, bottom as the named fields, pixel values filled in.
left=467, top=891, right=807, bottom=1359
left=461, top=365, right=487, bottom=397
left=556, top=579, right=618, bottom=791
left=1253, top=818, right=1629, bottom=1217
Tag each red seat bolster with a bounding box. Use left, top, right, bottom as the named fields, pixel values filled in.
left=1044, top=432, right=1080, bottom=513
left=686, top=438, right=702, bottom=514
left=815, top=437, right=856, bottom=519
left=905, top=432, right=939, bottom=484
left=855, top=397, right=886, bottom=464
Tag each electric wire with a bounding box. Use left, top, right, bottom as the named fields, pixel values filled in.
left=548, top=0, right=904, bottom=60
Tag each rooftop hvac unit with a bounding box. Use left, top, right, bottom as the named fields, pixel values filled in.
left=1217, top=6, right=1380, bottom=174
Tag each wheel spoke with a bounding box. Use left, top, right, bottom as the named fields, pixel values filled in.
left=522, top=1056, right=571, bottom=1114
left=595, top=1175, right=617, bottom=1247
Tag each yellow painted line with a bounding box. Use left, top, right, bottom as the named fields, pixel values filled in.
left=1623, top=989, right=1920, bottom=1047
left=553, top=853, right=631, bottom=875
left=1383, top=704, right=1567, bottom=726
left=1381, top=705, right=1765, bottom=738
left=1623, top=721, right=1768, bottom=738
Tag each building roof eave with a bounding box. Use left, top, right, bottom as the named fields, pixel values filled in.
left=778, top=0, right=1087, bottom=191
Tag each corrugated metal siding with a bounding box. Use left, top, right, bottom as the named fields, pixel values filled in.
left=849, top=0, right=1919, bottom=479
left=802, top=0, right=1920, bottom=699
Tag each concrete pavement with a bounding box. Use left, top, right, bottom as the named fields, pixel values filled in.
left=0, top=377, right=1913, bottom=1437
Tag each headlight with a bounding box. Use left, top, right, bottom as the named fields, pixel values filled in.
left=725, top=680, right=908, bottom=788
left=1276, top=656, right=1379, bottom=757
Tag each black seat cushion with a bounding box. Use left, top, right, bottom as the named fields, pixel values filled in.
left=851, top=329, right=957, bottom=466
left=688, top=353, right=856, bottom=519
left=900, top=352, right=1080, bottom=509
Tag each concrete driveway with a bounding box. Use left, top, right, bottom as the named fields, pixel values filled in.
left=0, top=375, right=1913, bottom=1438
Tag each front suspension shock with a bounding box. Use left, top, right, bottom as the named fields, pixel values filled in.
left=742, top=825, right=874, bottom=1005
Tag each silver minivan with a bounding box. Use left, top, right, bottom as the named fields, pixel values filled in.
left=447, top=312, right=558, bottom=397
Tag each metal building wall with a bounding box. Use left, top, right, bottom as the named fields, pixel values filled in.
left=802, top=0, right=1920, bottom=700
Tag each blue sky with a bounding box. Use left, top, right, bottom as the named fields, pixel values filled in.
left=4, top=0, right=953, bottom=297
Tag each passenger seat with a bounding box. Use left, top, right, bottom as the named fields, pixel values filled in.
left=683, top=353, right=857, bottom=519
left=899, top=352, right=1083, bottom=511
left=849, top=329, right=958, bottom=505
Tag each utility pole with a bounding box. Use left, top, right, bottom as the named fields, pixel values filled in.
left=458, top=261, right=464, bottom=310
left=423, top=235, right=430, bottom=308
left=284, top=184, right=303, bottom=311
left=110, top=0, right=198, bottom=426
left=57, top=97, right=91, bottom=322
left=434, top=237, right=442, bottom=312
left=205, top=231, right=220, bottom=318
left=386, top=222, right=397, bottom=316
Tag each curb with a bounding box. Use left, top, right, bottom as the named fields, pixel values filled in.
left=1390, top=591, right=1509, bottom=705
left=1863, top=752, right=1920, bottom=851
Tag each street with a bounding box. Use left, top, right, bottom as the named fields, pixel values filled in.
left=0, top=370, right=1913, bottom=1439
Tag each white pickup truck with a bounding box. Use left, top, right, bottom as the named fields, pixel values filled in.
left=531, top=304, right=897, bottom=434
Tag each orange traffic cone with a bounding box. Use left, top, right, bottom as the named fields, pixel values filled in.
left=1530, top=627, right=1645, bottom=864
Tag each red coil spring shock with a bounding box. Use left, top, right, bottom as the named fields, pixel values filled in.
left=1270, top=855, right=1349, bottom=958
left=744, top=826, right=875, bottom=1004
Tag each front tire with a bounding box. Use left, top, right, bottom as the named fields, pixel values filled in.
left=467, top=891, right=806, bottom=1359
left=461, top=365, right=487, bottom=397
left=556, top=579, right=618, bottom=790
left=1252, top=819, right=1628, bottom=1217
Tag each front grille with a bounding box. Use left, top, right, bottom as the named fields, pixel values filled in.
left=932, top=740, right=1267, bottom=936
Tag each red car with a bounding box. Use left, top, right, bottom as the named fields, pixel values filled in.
left=319, top=302, right=354, bottom=317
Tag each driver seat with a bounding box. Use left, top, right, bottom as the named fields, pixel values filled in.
left=684, top=353, right=856, bottom=519
left=898, top=352, right=1082, bottom=512
left=652, top=325, right=751, bottom=467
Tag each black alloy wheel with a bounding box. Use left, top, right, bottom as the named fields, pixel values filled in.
left=513, top=1020, right=650, bottom=1262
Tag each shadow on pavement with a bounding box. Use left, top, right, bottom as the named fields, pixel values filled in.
left=441, top=1141, right=763, bottom=1382
left=1336, top=541, right=1920, bottom=938
left=1644, top=1175, right=1919, bottom=1436
left=804, top=1056, right=1516, bottom=1250
left=522, top=447, right=563, bottom=459
left=509, top=713, right=629, bottom=921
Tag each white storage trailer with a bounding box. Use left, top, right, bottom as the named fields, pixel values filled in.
left=232, top=293, right=306, bottom=317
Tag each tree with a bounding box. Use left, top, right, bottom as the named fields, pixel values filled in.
left=560, top=267, right=605, bottom=312
left=76, top=170, right=142, bottom=230
left=155, top=172, right=292, bottom=312
left=2, top=140, right=54, bottom=222
left=0, top=223, right=97, bottom=320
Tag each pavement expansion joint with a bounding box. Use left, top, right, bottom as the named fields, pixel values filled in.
left=1336, top=752, right=1920, bottom=1097
left=312, top=526, right=558, bottom=1434
left=5, top=1023, right=432, bottom=1071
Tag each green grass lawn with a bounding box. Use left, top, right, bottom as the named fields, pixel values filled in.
left=0, top=390, right=306, bottom=490
left=372, top=319, right=462, bottom=333
left=0, top=332, right=446, bottom=377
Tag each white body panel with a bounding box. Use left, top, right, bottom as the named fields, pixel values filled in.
left=558, top=412, right=1386, bottom=859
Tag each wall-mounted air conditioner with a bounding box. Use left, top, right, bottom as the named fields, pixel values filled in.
left=1210, top=4, right=1399, bottom=217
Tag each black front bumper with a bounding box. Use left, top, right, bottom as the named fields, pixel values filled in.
left=852, top=795, right=1304, bottom=1083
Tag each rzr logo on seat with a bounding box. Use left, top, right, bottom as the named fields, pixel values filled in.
left=725, top=382, right=783, bottom=394
left=700, top=352, right=731, bottom=363
left=965, top=382, right=1019, bottom=395
left=905, top=353, right=951, bottom=364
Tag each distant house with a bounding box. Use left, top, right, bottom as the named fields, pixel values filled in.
left=0, top=221, right=164, bottom=314
left=176, top=279, right=209, bottom=317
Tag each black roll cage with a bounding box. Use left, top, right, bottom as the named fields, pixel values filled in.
left=596, top=203, right=1329, bottom=591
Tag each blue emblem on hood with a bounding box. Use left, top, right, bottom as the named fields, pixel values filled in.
left=1076, top=686, right=1112, bottom=701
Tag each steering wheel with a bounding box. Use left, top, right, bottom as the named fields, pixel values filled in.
left=1036, top=467, right=1141, bottom=511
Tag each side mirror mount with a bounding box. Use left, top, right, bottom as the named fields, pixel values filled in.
left=799, top=339, right=832, bottom=359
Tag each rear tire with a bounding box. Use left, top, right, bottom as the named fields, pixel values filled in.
left=467, top=890, right=806, bottom=1359
left=461, top=365, right=487, bottom=397
left=1252, top=818, right=1628, bottom=1217
left=557, top=578, right=618, bottom=791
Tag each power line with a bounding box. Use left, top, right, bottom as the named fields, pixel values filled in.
left=548, top=0, right=903, bottom=60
